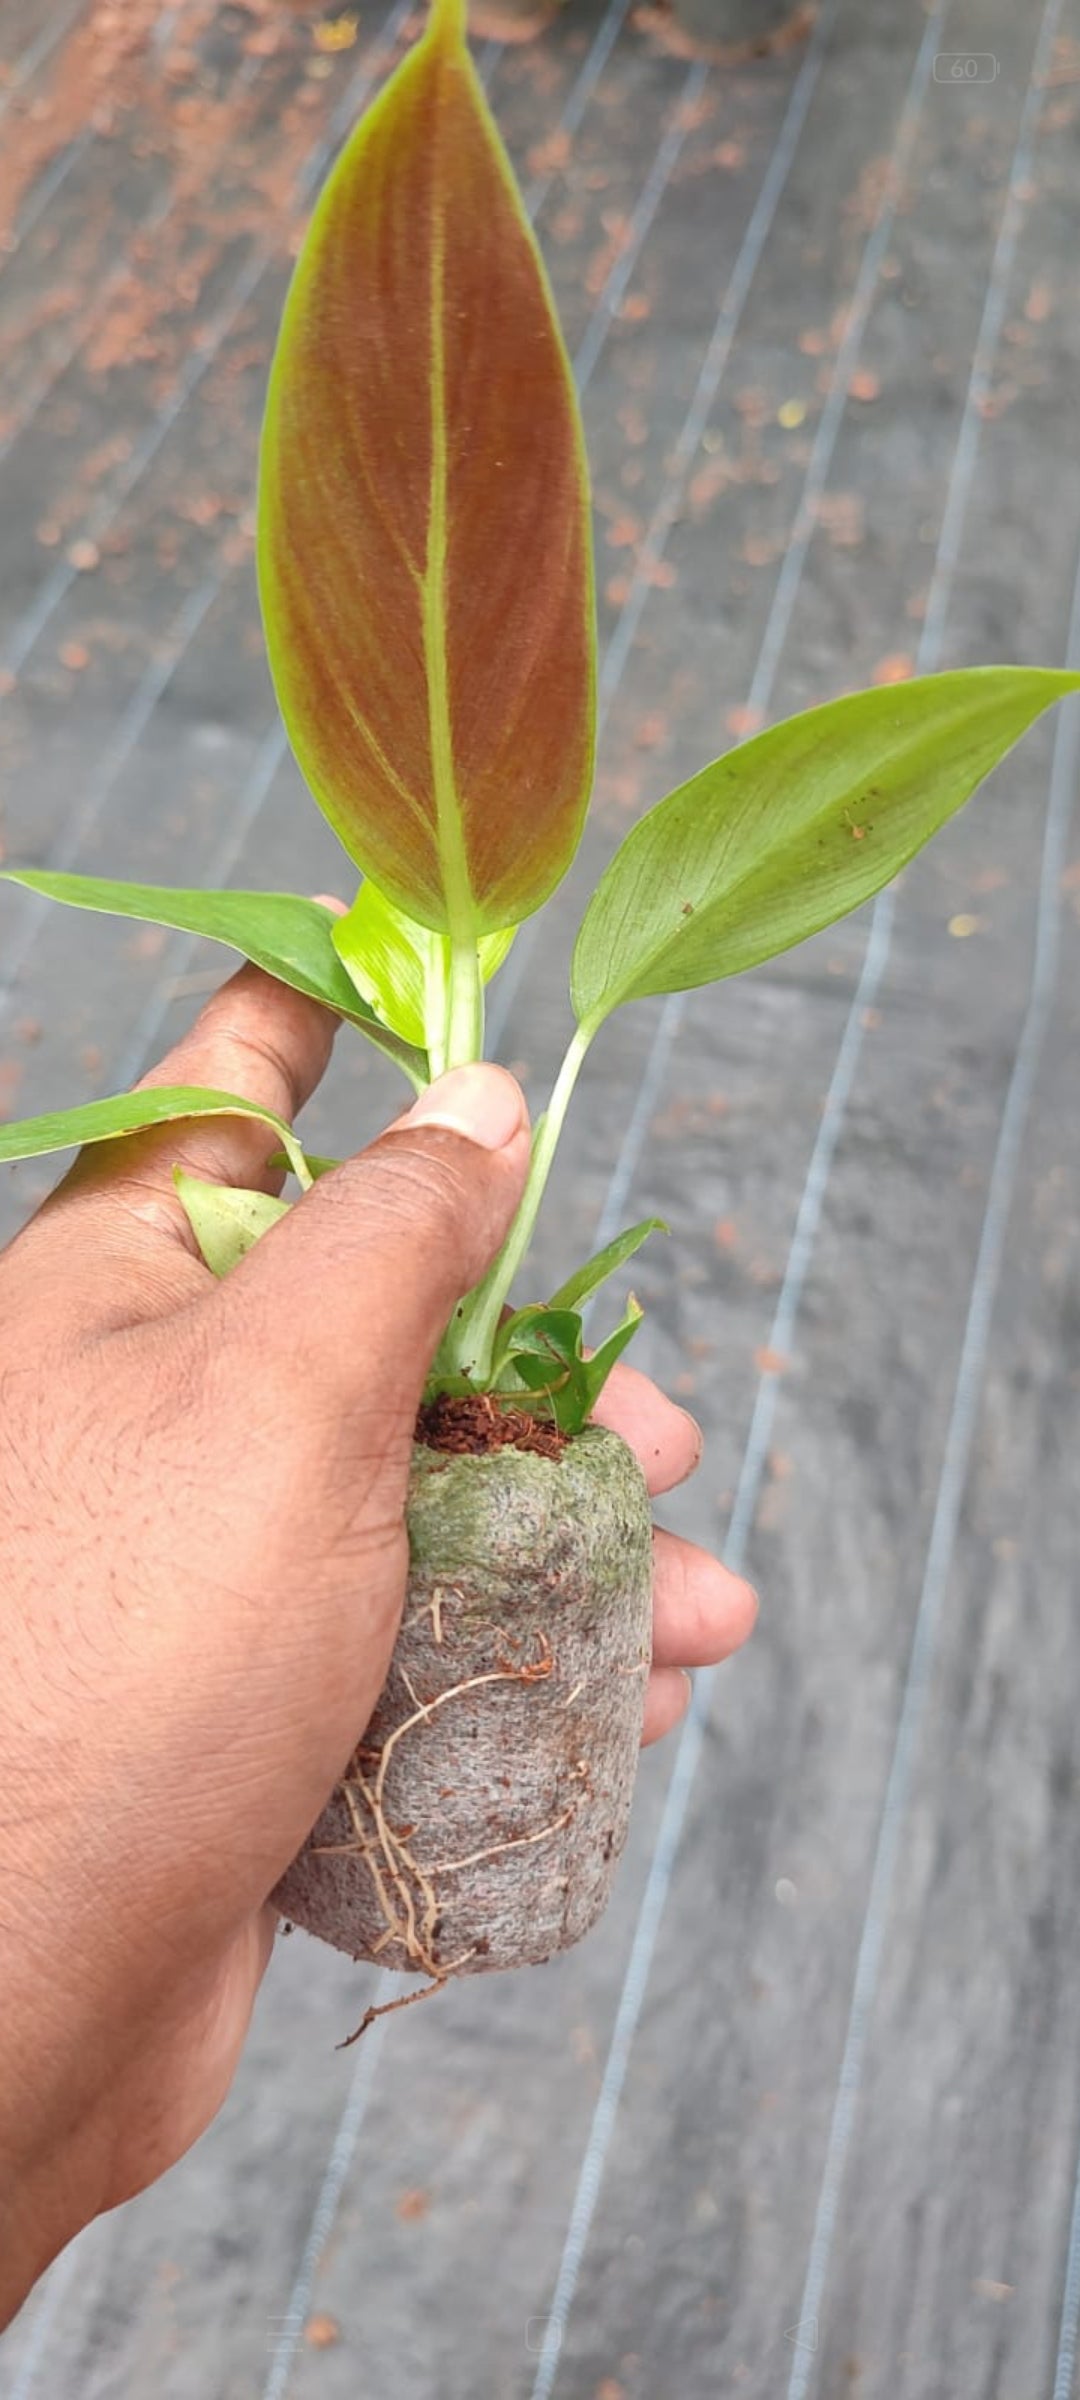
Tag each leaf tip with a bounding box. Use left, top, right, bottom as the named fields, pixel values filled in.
left=428, top=0, right=468, bottom=49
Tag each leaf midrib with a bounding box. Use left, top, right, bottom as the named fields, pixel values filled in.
left=421, top=146, right=473, bottom=942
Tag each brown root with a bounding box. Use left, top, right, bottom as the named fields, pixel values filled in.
left=337, top=1965, right=476, bottom=2050
left=313, top=1650, right=565, bottom=1983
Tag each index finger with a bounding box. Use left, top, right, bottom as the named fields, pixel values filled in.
left=589, top=1359, right=703, bottom=1497
left=56, top=960, right=339, bottom=1216
left=24, top=958, right=343, bottom=1334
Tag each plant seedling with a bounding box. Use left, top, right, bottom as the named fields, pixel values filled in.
left=3, top=0, right=1077, bottom=1986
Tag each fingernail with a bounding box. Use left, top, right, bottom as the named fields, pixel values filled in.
left=402, top=1065, right=527, bottom=1152
left=678, top=1407, right=704, bottom=1471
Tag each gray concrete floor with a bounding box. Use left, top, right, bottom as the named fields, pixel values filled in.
left=2, top=1, right=1080, bottom=2393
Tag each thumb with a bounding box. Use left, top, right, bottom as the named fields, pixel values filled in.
left=217, top=1064, right=531, bottom=1423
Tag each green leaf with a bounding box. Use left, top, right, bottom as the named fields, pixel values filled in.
left=173, top=1170, right=290, bottom=1276
left=571, top=668, right=1080, bottom=1028
left=493, top=1302, right=582, bottom=1379
left=548, top=1217, right=666, bottom=1314
left=269, top=1149, right=341, bottom=1182
left=332, top=882, right=516, bottom=1052
left=0, top=1086, right=311, bottom=1186
left=580, top=1296, right=644, bottom=1413
left=481, top=928, right=516, bottom=982
left=493, top=1305, right=593, bottom=1433
left=490, top=1295, right=645, bottom=1433
left=1, top=870, right=428, bottom=1087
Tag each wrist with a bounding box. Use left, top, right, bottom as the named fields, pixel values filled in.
left=0, top=1896, right=112, bottom=2326
left=0, top=2141, right=84, bottom=2331
left=0, top=1986, right=122, bottom=2330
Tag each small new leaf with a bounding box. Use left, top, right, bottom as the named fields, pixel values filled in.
left=581, top=1295, right=644, bottom=1413
left=548, top=1217, right=666, bottom=1314
left=572, top=668, right=1080, bottom=1029
left=332, top=882, right=516, bottom=1051
left=490, top=1294, right=645, bottom=1433
left=173, top=1169, right=290, bottom=1276
left=494, top=1306, right=593, bottom=1433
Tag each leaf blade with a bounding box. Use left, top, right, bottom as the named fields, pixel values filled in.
left=2, top=869, right=427, bottom=1083
left=571, top=668, right=1080, bottom=1026
left=258, top=2, right=596, bottom=938
left=493, top=1306, right=593, bottom=1433
left=547, top=1218, right=667, bottom=1314
left=489, top=1295, right=646, bottom=1432
left=173, top=1170, right=290, bottom=1276
left=0, top=1086, right=309, bottom=1183
left=581, top=1296, right=645, bottom=1414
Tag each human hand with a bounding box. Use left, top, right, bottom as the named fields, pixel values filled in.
left=0, top=961, right=756, bottom=2322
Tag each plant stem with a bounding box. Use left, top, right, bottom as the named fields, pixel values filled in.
left=444, top=1020, right=593, bottom=1380
left=442, top=932, right=485, bottom=1072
